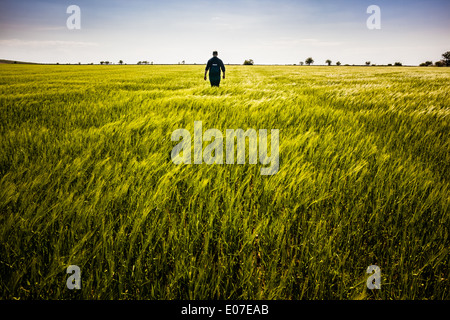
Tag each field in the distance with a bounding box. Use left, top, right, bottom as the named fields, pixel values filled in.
left=0, top=65, right=448, bottom=299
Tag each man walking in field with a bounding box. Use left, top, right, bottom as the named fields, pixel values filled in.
left=204, top=51, right=225, bottom=87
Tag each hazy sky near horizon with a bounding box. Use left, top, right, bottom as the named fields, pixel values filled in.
left=0, top=0, right=449, bottom=65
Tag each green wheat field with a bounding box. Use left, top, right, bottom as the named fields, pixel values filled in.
left=0, top=65, right=448, bottom=300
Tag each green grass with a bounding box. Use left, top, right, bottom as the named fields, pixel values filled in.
left=0, top=65, right=448, bottom=300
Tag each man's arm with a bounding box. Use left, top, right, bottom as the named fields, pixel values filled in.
left=204, top=60, right=211, bottom=80
left=221, top=61, right=225, bottom=79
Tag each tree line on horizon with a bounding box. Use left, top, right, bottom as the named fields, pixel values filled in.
left=7, top=50, right=448, bottom=66
left=245, top=51, right=450, bottom=67
left=418, top=52, right=449, bottom=67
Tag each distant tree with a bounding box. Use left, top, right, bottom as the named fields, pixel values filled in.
left=243, top=59, right=254, bottom=65
left=137, top=61, right=142, bottom=65
left=305, top=57, right=314, bottom=65
left=420, top=61, right=433, bottom=66
left=299, top=61, right=304, bottom=66
left=325, top=59, right=332, bottom=66
left=387, top=63, right=392, bottom=66
left=119, top=60, right=123, bottom=65
left=442, top=51, right=450, bottom=66
left=182, top=60, right=185, bottom=64
left=151, top=61, right=153, bottom=65
left=78, top=62, right=81, bottom=65
left=394, top=62, right=402, bottom=66
left=435, top=61, right=444, bottom=67
left=100, top=61, right=104, bottom=65
left=105, top=61, right=110, bottom=65
left=336, top=61, right=341, bottom=66
left=365, top=61, right=371, bottom=66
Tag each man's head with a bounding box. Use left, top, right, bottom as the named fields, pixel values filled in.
left=213, top=51, right=218, bottom=56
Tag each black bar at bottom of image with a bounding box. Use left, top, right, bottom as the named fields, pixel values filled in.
left=0, top=299, right=446, bottom=318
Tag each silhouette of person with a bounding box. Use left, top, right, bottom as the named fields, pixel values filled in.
left=204, top=51, right=225, bottom=87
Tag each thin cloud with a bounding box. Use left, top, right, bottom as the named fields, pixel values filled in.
left=298, top=39, right=344, bottom=47
left=261, top=38, right=343, bottom=47
left=34, top=26, right=67, bottom=31
left=0, top=39, right=99, bottom=48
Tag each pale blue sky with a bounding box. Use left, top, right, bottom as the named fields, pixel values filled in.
left=0, top=0, right=449, bottom=65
